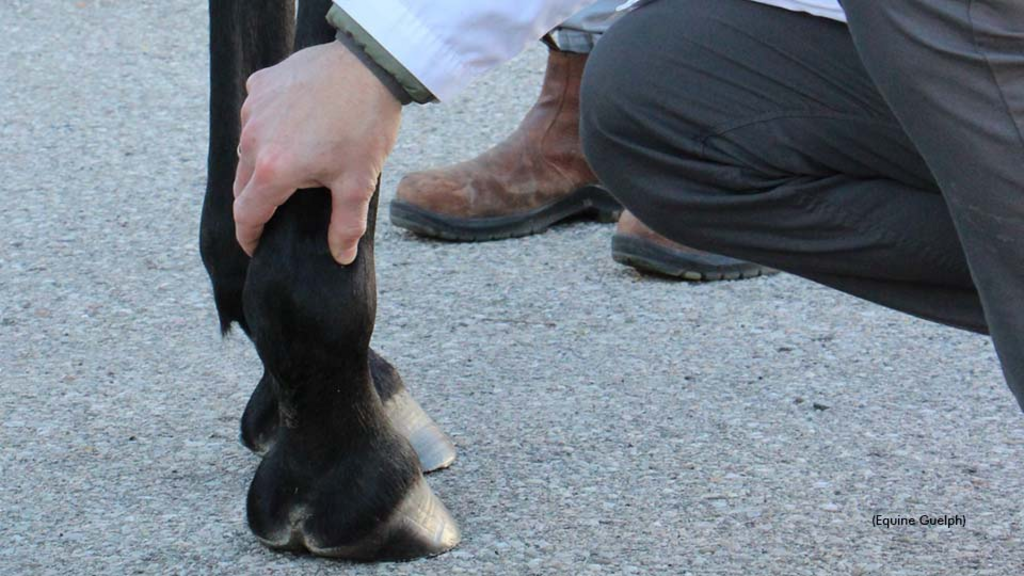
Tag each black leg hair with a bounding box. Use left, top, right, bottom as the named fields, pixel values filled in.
left=294, top=0, right=336, bottom=49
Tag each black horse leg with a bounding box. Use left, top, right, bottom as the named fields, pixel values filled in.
left=243, top=190, right=459, bottom=560
left=201, top=0, right=454, bottom=471
left=201, top=0, right=293, bottom=338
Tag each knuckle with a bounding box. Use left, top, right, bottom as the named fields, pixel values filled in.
left=333, top=220, right=367, bottom=240
left=232, top=197, right=257, bottom=226
left=245, top=70, right=264, bottom=93
left=238, top=126, right=259, bottom=155
left=240, top=99, right=253, bottom=123
left=252, top=150, right=286, bottom=184
left=233, top=194, right=276, bottom=229
left=234, top=213, right=254, bottom=228
left=337, top=180, right=375, bottom=203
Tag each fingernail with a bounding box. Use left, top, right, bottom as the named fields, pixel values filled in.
left=334, top=248, right=356, bottom=266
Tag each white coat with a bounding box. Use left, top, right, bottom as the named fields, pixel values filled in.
left=331, top=0, right=845, bottom=101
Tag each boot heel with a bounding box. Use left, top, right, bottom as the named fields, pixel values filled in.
left=581, top=185, right=623, bottom=223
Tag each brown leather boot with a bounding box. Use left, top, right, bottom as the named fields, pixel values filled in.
left=390, top=45, right=621, bottom=241
left=612, top=210, right=774, bottom=281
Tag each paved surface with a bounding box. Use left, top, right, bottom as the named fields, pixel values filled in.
left=3, top=2, right=1024, bottom=575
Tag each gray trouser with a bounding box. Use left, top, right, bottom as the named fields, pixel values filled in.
left=553, top=0, right=627, bottom=53
left=580, top=0, right=1024, bottom=410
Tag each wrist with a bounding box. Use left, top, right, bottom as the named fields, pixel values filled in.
left=333, top=32, right=412, bottom=106
left=325, top=5, right=434, bottom=104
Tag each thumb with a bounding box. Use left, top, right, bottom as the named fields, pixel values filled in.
left=328, top=180, right=373, bottom=265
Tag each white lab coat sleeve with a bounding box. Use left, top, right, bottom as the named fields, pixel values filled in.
left=332, top=0, right=601, bottom=101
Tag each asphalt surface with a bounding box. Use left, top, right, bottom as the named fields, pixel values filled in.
left=3, top=2, right=1024, bottom=575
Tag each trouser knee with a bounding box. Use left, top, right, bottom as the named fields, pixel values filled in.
left=580, top=27, right=658, bottom=221
left=580, top=31, right=711, bottom=244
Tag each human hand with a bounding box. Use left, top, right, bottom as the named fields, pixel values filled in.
left=233, top=41, right=402, bottom=264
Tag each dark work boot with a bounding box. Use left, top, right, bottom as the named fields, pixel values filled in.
left=612, top=210, right=774, bottom=281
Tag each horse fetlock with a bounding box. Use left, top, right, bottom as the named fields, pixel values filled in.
left=240, top=353, right=458, bottom=473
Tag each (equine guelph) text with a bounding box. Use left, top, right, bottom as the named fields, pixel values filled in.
left=871, top=514, right=966, bottom=529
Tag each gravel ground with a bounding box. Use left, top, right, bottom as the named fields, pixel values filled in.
left=3, top=2, right=1024, bottom=575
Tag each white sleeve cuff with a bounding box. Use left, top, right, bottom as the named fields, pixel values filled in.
left=333, top=0, right=472, bottom=101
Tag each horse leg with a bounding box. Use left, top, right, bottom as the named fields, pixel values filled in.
left=243, top=190, right=459, bottom=560
left=201, top=0, right=454, bottom=471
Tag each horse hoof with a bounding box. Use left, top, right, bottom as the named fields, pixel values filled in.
left=247, top=435, right=460, bottom=562
left=239, top=371, right=277, bottom=455
left=384, top=389, right=457, bottom=474
left=306, top=477, right=460, bottom=560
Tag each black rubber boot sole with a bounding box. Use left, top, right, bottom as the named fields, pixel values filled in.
left=611, top=235, right=775, bottom=281
left=390, top=185, right=622, bottom=241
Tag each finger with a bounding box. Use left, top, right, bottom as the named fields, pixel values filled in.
left=234, top=158, right=293, bottom=256
left=233, top=192, right=277, bottom=257
left=328, top=180, right=373, bottom=265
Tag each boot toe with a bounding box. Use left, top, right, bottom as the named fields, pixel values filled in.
left=395, top=170, right=474, bottom=217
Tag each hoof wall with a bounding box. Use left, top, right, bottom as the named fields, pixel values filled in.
left=385, top=390, right=457, bottom=473
left=329, top=477, right=461, bottom=561
left=257, top=478, right=460, bottom=562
